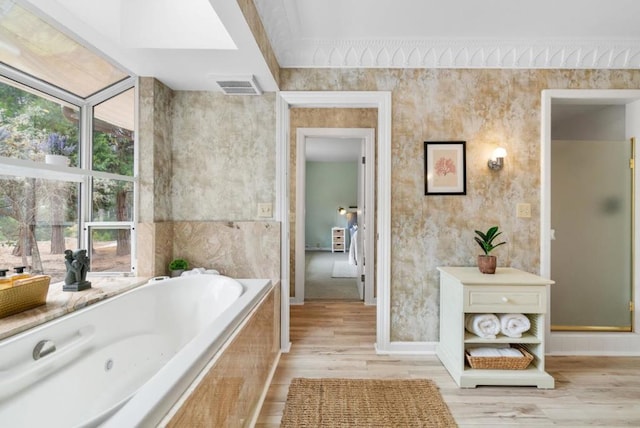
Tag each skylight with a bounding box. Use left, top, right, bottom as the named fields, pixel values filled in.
left=0, top=1, right=129, bottom=98
left=47, top=0, right=236, bottom=51
left=121, top=0, right=236, bottom=50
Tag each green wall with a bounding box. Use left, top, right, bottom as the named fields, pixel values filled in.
left=305, top=161, right=358, bottom=249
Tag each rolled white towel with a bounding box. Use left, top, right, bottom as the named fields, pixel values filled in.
left=180, top=268, right=220, bottom=276
left=180, top=267, right=206, bottom=276
left=465, top=313, right=501, bottom=339
left=468, top=347, right=523, bottom=357
left=499, top=313, right=531, bottom=338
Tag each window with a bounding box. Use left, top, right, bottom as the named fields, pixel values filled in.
left=93, top=88, right=135, bottom=177
left=0, top=175, right=79, bottom=282
left=0, top=76, right=79, bottom=166
left=0, top=3, right=128, bottom=98
left=0, top=7, right=135, bottom=283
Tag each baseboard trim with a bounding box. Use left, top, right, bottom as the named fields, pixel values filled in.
left=548, top=332, right=640, bottom=356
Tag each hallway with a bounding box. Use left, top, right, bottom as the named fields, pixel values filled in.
left=304, top=251, right=360, bottom=300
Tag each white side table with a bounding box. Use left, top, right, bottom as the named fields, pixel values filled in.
left=436, top=266, right=555, bottom=389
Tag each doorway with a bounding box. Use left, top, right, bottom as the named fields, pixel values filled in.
left=276, top=91, right=392, bottom=353
left=541, top=89, right=640, bottom=355
left=294, top=128, right=375, bottom=304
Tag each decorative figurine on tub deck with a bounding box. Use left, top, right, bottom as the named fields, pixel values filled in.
left=63, top=249, right=92, bottom=292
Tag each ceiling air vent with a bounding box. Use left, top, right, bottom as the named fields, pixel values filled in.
left=214, top=76, right=262, bottom=95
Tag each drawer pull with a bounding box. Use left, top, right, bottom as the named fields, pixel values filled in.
left=501, top=296, right=509, bottom=303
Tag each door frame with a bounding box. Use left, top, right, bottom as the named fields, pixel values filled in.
left=293, top=128, right=376, bottom=305
left=276, top=91, right=392, bottom=353
left=541, top=89, right=640, bottom=355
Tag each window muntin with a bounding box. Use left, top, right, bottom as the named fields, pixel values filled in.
left=0, top=3, right=128, bottom=98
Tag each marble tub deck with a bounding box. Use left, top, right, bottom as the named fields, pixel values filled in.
left=0, top=276, right=150, bottom=341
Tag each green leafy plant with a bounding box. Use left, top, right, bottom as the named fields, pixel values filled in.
left=169, top=258, right=188, bottom=271
left=474, top=226, right=506, bottom=255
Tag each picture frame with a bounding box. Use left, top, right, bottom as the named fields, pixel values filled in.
left=424, top=141, right=466, bottom=195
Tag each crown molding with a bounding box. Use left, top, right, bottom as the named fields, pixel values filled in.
left=279, top=39, right=640, bottom=69
left=253, top=0, right=640, bottom=70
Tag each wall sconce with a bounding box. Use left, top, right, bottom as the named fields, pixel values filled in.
left=487, top=147, right=507, bottom=171
left=337, top=207, right=347, bottom=215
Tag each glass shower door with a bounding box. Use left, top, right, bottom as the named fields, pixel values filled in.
left=551, top=139, right=633, bottom=331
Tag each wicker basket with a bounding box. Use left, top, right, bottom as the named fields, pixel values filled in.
left=0, top=275, right=51, bottom=319
left=465, top=345, right=533, bottom=370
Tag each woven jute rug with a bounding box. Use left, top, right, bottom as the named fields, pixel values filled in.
left=280, top=378, right=457, bottom=427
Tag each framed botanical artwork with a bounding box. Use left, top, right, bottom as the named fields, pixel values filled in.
left=424, top=141, right=466, bottom=195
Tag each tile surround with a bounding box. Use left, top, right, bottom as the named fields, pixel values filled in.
left=172, top=221, right=280, bottom=282
left=0, top=276, right=147, bottom=340
left=136, top=221, right=173, bottom=278
left=136, top=220, right=279, bottom=281
left=138, top=78, right=173, bottom=223
left=167, top=285, right=279, bottom=427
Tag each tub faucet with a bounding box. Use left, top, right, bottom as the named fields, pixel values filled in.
left=33, top=340, right=56, bottom=360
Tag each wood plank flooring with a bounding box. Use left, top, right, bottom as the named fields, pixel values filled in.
left=256, top=301, right=640, bottom=427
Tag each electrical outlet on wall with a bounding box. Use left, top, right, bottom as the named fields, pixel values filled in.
left=516, top=203, right=531, bottom=218
left=257, top=203, right=272, bottom=218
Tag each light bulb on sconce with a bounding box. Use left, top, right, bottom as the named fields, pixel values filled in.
left=488, top=147, right=507, bottom=171
left=337, top=207, right=347, bottom=215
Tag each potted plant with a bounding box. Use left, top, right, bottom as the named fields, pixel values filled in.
left=169, top=258, right=188, bottom=277
left=474, top=226, right=506, bottom=274
left=39, top=133, right=76, bottom=166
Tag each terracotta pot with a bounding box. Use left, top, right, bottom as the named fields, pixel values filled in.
left=477, top=255, right=497, bottom=274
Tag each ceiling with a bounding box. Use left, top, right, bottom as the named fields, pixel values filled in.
left=254, top=0, right=640, bottom=69
left=21, top=0, right=640, bottom=93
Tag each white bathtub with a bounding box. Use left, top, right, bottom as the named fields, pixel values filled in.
left=0, top=274, right=272, bottom=428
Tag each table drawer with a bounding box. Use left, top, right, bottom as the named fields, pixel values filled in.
left=464, top=286, right=546, bottom=313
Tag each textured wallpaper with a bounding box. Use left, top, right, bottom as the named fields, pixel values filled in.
left=170, top=91, right=276, bottom=221
left=281, top=68, right=640, bottom=341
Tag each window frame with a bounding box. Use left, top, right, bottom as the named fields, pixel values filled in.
left=0, top=62, right=138, bottom=276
